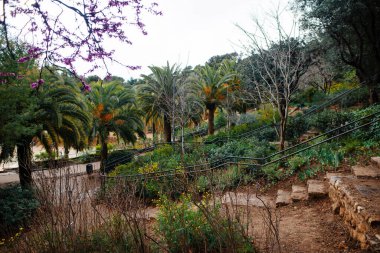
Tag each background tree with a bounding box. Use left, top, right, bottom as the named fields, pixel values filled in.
left=219, top=59, right=244, bottom=128
left=165, top=68, right=203, bottom=156
left=206, top=53, right=239, bottom=70
left=0, top=39, right=90, bottom=186
left=195, top=64, right=234, bottom=135
left=240, top=14, right=309, bottom=150
left=1, top=0, right=161, bottom=84
left=295, top=0, right=380, bottom=103
left=40, top=73, right=91, bottom=159
left=139, top=63, right=180, bottom=142
left=87, top=81, right=144, bottom=172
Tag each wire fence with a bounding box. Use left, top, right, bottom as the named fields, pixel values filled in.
left=103, top=87, right=361, bottom=171
left=102, top=108, right=380, bottom=186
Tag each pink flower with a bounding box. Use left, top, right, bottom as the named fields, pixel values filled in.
left=18, top=56, right=30, bottom=63
left=83, top=84, right=91, bottom=92
left=30, top=82, right=38, bottom=89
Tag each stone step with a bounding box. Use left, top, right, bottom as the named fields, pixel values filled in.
left=325, top=172, right=354, bottom=185
left=352, top=165, right=380, bottom=179
left=307, top=180, right=329, bottom=198
left=291, top=185, right=308, bottom=202
left=371, top=157, right=380, bottom=169
left=276, top=189, right=292, bottom=207
left=221, top=192, right=274, bottom=207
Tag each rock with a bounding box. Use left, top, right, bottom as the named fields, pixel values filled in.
left=307, top=180, right=328, bottom=198
left=371, top=157, right=380, bottom=169
left=291, top=185, right=308, bottom=202
left=332, top=202, right=340, bottom=214
left=368, top=215, right=380, bottom=228
left=221, top=192, right=274, bottom=207
left=276, top=190, right=292, bottom=207
left=352, top=165, right=380, bottom=179
left=357, top=205, right=365, bottom=213
left=326, top=172, right=354, bottom=184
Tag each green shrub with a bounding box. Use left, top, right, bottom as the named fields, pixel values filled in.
left=252, top=126, right=277, bottom=142
left=315, top=143, right=344, bottom=168
left=261, top=163, right=282, bottom=182
left=215, top=110, right=227, bottom=128
left=156, top=194, right=255, bottom=253
left=214, top=166, right=244, bottom=190
left=112, top=162, right=138, bottom=176
left=298, top=166, right=323, bottom=181
left=351, top=104, right=380, bottom=141
left=309, top=110, right=352, bottom=133
left=105, top=149, right=135, bottom=173
left=77, top=153, right=99, bottom=163
left=339, top=87, right=369, bottom=108
left=287, top=155, right=308, bottom=174
left=237, top=113, right=257, bottom=125
left=286, top=114, right=309, bottom=140
left=207, top=138, right=273, bottom=163
left=292, top=87, right=327, bottom=107
left=152, top=144, right=174, bottom=160
left=0, top=186, right=39, bottom=234
left=95, top=143, right=114, bottom=155
left=34, top=151, right=56, bottom=161
left=256, top=104, right=280, bottom=124
left=196, top=175, right=211, bottom=193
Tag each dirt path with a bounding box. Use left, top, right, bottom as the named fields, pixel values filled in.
left=248, top=198, right=363, bottom=253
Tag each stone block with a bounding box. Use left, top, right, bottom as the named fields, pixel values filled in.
left=371, top=157, right=380, bottom=169
left=332, top=202, right=340, bottom=214
left=291, top=185, right=308, bottom=202
left=352, top=165, right=380, bottom=179
left=307, top=180, right=328, bottom=198
left=276, top=190, right=292, bottom=207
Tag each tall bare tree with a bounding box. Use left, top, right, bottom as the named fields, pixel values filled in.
left=240, top=11, right=309, bottom=150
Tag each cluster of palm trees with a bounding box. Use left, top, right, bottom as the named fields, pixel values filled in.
left=138, top=59, right=243, bottom=143
left=1, top=43, right=246, bottom=188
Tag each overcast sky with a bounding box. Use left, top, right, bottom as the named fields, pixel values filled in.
left=101, top=0, right=292, bottom=80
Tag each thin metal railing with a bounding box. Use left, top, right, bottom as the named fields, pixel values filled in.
left=102, top=109, right=379, bottom=183
left=103, top=87, right=361, bottom=171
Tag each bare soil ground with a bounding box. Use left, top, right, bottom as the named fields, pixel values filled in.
left=250, top=198, right=364, bottom=253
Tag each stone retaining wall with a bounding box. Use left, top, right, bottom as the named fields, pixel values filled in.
left=329, top=177, right=380, bottom=251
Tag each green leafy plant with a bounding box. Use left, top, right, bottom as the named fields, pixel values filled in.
left=105, top=149, right=135, bottom=173
left=287, top=155, right=308, bottom=176
left=261, top=163, right=283, bottom=182
left=34, top=151, right=57, bottom=161
left=156, top=194, right=255, bottom=253
left=215, top=110, right=228, bottom=128
left=298, top=166, right=323, bottom=181
left=0, top=186, right=39, bottom=234
left=309, top=110, right=351, bottom=133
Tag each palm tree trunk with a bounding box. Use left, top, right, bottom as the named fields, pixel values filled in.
left=163, top=115, right=171, bottom=143
left=100, top=135, right=108, bottom=173
left=208, top=106, right=216, bottom=135
left=64, top=144, right=69, bottom=159
left=152, top=121, right=156, bottom=143
left=369, top=86, right=378, bottom=105
left=17, top=140, right=33, bottom=188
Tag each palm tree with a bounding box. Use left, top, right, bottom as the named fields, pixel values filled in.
left=219, top=59, right=245, bottom=127
left=87, top=81, right=144, bottom=172
left=13, top=74, right=90, bottom=187
left=39, top=74, right=90, bottom=158
left=138, top=62, right=180, bottom=142
left=196, top=64, right=234, bottom=135
left=0, top=39, right=90, bottom=187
